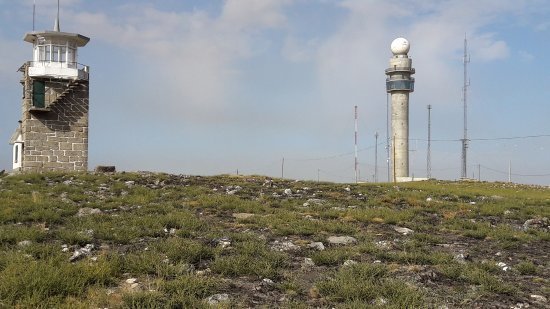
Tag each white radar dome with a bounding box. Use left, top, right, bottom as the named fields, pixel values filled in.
left=391, top=38, right=410, bottom=55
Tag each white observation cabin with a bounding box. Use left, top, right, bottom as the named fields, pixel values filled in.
left=24, top=30, right=90, bottom=80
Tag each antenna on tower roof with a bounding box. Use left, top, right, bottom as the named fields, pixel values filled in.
left=33, top=0, right=36, bottom=31
left=53, top=0, right=60, bottom=31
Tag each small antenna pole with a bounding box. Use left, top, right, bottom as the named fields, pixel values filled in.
left=508, top=160, right=512, bottom=183
left=354, top=105, right=358, bottom=184
left=478, top=164, right=481, bottom=182
left=427, top=104, right=432, bottom=179
left=281, top=157, right=284, bottom=179
left=374, top=131, right=379, bottom=182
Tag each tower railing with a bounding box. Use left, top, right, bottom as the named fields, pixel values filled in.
left=385, top=67, right=415, bottom=74
left=24, top=61, right=89, bottom=80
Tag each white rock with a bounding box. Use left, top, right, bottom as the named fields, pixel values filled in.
left=196, top=268, right=211, bottom=276
left=126, top=278, right=138, bottom=284
left=305, top=198, right=325, bottom=206
left=530, top=294, right=547, bottom=303
left=76, top=207, right=102, bottom=217
left=344, top=187, right=351, bottom=192
left=343, top=260, right=357, bottom=266
left=308, top=242, right=325, bottom=251
left=374, top=297, right=388, bottom=306
left=327, top=236, right=357, bottom=245
left=232, top=213, right=255, bottom=219
left=496, top=262, right=510, bottom=271
left=271, top=240, right=299, bottom=251
left=262, top=278, right=274, bottom=285
left=426, top=197, right=432, bottom=202
left=302, top=258, right=315, bottom=268
left=206, top=293, right=229, bottom=305
left=17, top=240, right=32, bottom=247
left=375, top=241, right=391, bottom=249
left=393, top=226, right=414, bottom=235
left=284, top=189, right=292, bottom=195
left=69, top=244, right=94, bottom=262
left=454, top=253, right=468, bottom=264
left=124, top=181, right=135, bottom=187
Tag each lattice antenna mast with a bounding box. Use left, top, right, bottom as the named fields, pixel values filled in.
left=354, top=105, right=359, bottom=183
left=461, top=35, right=470, bottom=179
left=427, top=105, right=432, bottom=179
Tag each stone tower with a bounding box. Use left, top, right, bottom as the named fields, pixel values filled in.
left=9, top=16, right=90, bottom=172
left=385, top=38, right=415, bottom=182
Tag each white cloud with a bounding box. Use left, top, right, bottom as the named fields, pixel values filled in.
left=282, top=36, right=319, bottom=63
left=63, top=1, right=293, bottom=123
left=518, top=50, right=534, bottom=62
left=470, top=34, right=509, bottom=61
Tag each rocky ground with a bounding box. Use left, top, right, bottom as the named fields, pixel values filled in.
left=0, top=172, right=549, bottom=308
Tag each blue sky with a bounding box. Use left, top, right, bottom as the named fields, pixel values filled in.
left=1, top=0, right=549, bottom=184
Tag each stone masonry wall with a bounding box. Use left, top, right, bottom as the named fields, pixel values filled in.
left=21, top=77, right=89, bottom=172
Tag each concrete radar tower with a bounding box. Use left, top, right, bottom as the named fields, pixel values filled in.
left=385, top=38, right=415, bottom=182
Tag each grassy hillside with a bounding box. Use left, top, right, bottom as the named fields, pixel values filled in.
left=0, top=172, right=548, bottom=308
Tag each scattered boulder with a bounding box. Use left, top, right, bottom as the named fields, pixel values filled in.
left=375, top=240, right=392, bottom=250
left=226, top=185, right=242, bottom=195
left=530, top=294, right=547, bottom=303
left=373, top=297, right=388, bottom=306
left=270, top=240, right=299, bottom=251
left=95, top=166, right=116, bottom=173
left=327, top=236, right=357, bottom=245
left=69, top=244, right=94, bottom=262
left=233, top=213, right=255, bottom=220
left=163, top=227, right=177, bottom=235
left=76, top=207, right=102, bottom=217
left=303, top=198, right=325, bottom=207
left=393, top=226, right=414, bottom=235
left=496, top=262, right=510, bottom=271
left=308, top=242, right=325, bottom=251
left=284, top=189, right=292, bottom=196
left=523, top=217, right=549, bottom=231
left=343, top=260, right=357, bottom=267
left=214, top=237, right=231, bottom=249
left=302, top=258, right=315, bottom=268
left=205, top=293, right=229, bottom=305
left=262, top=278, right=274, bottom=285
left=17, top=240, right=32, bottom=247
left=125, top=278, right=138, bottom=284
left=454, top=253, right=470, bottom=264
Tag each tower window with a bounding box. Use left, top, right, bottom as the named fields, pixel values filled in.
left=14, top=145, right=19, bottom=163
